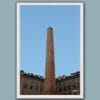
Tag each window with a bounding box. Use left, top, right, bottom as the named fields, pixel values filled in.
left=57, top=87, right=61, bottom=92
left=35, top=86, right=38, bottom=90
left=68, top=86, right=71, bottom=90
left=63, top=86, right=66, bottom=90
left=73, top=85, right=76, bottom=89
left=40, top=87, right=43, bottom=91
left=30, top=85, right=33, bottom=90
left=23, top=84, right=27, bottom=89
left=77, top=84, right=80, bottom=89
left=31, top=81, right=33, bottom=83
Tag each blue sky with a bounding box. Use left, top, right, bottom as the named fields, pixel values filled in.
left=20, top=5, right=80, bottom=77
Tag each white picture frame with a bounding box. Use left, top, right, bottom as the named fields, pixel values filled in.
left=17, top=2, right=84, bottom=99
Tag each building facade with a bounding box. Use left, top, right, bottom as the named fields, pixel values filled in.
left=20, top=70, right=80, bottom=95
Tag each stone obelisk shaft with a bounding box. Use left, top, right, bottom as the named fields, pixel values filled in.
left=44, top=27, right=56, bottom=94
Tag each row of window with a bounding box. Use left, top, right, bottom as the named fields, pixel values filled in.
left=23, top=79, right=41, bottom=84
left=57, top=84, right=80, bottom=92
left=23, top=83, right=79, bottom=92
left=23, top=84, right=43, bottom=91
left=57, top=81, right=79, bottom=86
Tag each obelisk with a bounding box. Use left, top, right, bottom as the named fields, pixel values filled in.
left=44, top=27, right=56, bottom=94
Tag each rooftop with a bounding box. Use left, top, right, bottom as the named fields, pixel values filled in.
left=20, top=70, right=80, bottom=80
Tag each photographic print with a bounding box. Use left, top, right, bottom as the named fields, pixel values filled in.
left=17, top=2, right=84, bottom=99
